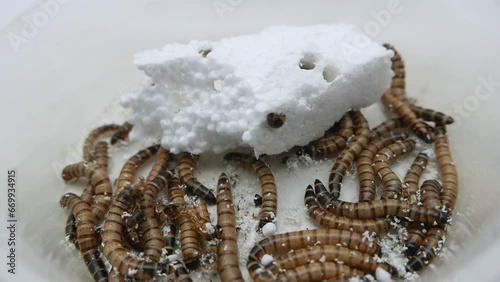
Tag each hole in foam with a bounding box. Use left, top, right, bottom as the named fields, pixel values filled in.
left=199, top=48, right=212, bottom=58
left=322, top=65, right=339, bottom=83
left=299, top=53, right=316, bottom=70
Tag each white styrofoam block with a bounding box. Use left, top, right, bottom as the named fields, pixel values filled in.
left=122, top=24, right=393, bottom=156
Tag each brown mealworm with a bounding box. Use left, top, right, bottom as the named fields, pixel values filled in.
left=62, top=162, right=112, bottom=222
left=305, top=185, right=392, bottom=233
left=266, top=112, right=286, bottom=128
left=405, top=222, right=427, bottom=256
left=178, top=152, right=217, bottom=205
left=358, top=132, right=408, bottom=202
left=420, top=180, right=443, bottom=209
left=434, top=126, right=458, bottom=212
left=91, top=141, right=110, bottom=172
left=373, top=139, right=416, bottom=200
left=406, top=227, right=446, bottom=272
left=383, top=43, right=406, bottom=95
left=247, top=229, right=378, bottom=281
left=296, top=113, right=354, bottom=159
left=314, top=179, right=448, bottom=225
left=216, top=173, right=244, bottom=282
left=409, top=104, right=455, bottom=125
left=155, top=203, right=177, bottom=255
left=193, top=196, right=218, bottom=272
left=170, top=260, right=193, bottom=282
left=223, top=152, right=278, bottom=229
left=274, top=261, right=364, bottom=282
left=60, top=193, right=108, bottom=282
left=328, top=110, right=371, bottom=198
left=110, top=122, right=134, bottom=145
left=82, top=124, right=120, bottom=161
left=145, top=147, right=171, bottom=184
left=370, top=118, right=407, bottom=140
left=102, top=184, right=172, bottom=279
left=403, top=152, right=429, bottom=204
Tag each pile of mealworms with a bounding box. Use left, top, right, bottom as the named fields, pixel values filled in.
left=59, top=44, right=458, bottom=282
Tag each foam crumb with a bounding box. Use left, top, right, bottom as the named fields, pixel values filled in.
left=262, top=222, right=277, bottom=236
left=260, top=254, right=274, bottom=266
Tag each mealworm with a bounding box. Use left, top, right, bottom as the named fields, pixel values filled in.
left=66, top=183, right=95, bottom=249
left=266, top=112, right=286, bottom=128
left=406, top=227, right=447, bottom=272
left=420, top=180, right=443, bottom=209
left=170, top=260, right=193, bottom=282
left=62, top=162, right=112, bottom=222
left=115, top=144, right=160, bottom=199
left=328, top=110, right=371, bottom=198
left=108, top=268, right=124, bottom=282
left=373, top=139, right=416, bottom=200
left=383, top=43, right=406, bottom=95
left=314, top=179, right=448, bottom=225
left=83, top=124, right=120, bottom=161
left=145, top=147, right=171, bottom=183
left=403, top=152, right=429, bottom=204
left=296, top=113, right=354, bottom=159
left=305, top=185, right=392, bottom=233
left=139, top=171, right=173, bottom=261
left=409, top=104, right=455, bottom=125
left=166, top=177, right=201, bottom=270
left=216, top=173, right=244, bottom=282
left=405, top=222, right=427, bottom=256
left=102, top=184, right=171, bottom=279
left=110, top=122, right=134, bottom=145
left=192, top=196, right=218, bottom=272
left=155, top=203, right=177, bottom=255
left=247, top=229, right=378, bottom=281
left=92, top=141, right=110, bottom=173
left=434, top=126, right=458, bottom=212
left=268, top=244, right=396, bottom=278
left=275, top=261, right=364, bottom=282
left=123, top=225, right=142, bottom=251
left=358, top=132, right=408, bottom=202
left=60, top=193, right=108, bottom=282
left=178, top=152, right=217, bottom=205
left=223, top=152, right=278, bottom=229
left=382, top=90, right=434, bottom=143
left=370, top=118, right=406, bottom=140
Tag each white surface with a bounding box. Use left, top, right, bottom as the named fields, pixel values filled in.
left=0, top=1, right=500, bottom=282
left=125, top=24, right=392, bottom=155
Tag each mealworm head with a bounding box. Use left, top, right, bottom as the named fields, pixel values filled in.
left=267, top=112, right=286, bottom=128
left=254, top=194, right=262, bottom=206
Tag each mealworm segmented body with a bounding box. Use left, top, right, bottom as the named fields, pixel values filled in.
left=296, top=113, right=354, bottom=159
left=305, top=185, right=392, bottom=233
left=358, top=132, right=408, bottom=202
left=314, top=179, right=448, bottom=225
left=403, top=152, right=429, bottom=204
left=383, top=43, right=406, bottom=95
left=275, top=261, right=364, bottom=282
left=405, top=222, right=427, bottom=256
left=145, top=147, right=171, bottom=184
left=370, top=118, right=406, bottom=140
left=409, top=104, right=455, bottom=125
left=373, top=139, right=416, bottom=200
left=60, top=193, right=108, bottom=282
left=62, top=162, right=113, bottom=222
left=178, top=152, right=217, bottom=205
left=102, top=184, right=171, bottom=280
left=406, top=227, right=447, bottom=272
left=328, top=110, right=371, bottom=198
left=110, top=122, right=134, bottom=145
left=247, top=229, right=378, bottom=281
left=83, top=124, right=120, bottom=161
left=420, top=180, right=443, bottom=209
left=166, top=177, right=201, bottom=270
left=155, top=203, right=177, bottom=255
left=434, top=126, right=458, bottom=213
left=92, top=141, right=110, bottom=173
left=216, top=173, right=244, bottom=282
left=223, top=152, right=278, bottom=229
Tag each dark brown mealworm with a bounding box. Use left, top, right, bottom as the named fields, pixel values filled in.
left=406, top=227, right=446, bottom=272
left=409, top=104, right=455, bottom=125
left=403, top=152, right=429, bottom=204
left=223, top=152, right=278, bottom=229
left=370, top=118, right=407, bottom=140
left=266, top=112, right=286, bottom=128
left=178, top=152, right=217, bottom=205
left=110, top=122, right=133, bottom=145
left=155, top=203, right=177, bottom=255
left=420, top=180, right=443, bottom=209
left=434, top=126, right=458, bottom=213
left=328, top=110, right=371, bottom=198
left=405, top=222, right=427, bottom=256
left=83, top=124, right=120, bottom=161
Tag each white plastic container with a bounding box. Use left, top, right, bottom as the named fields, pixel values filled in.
left=1, top=1, right=499, bottom=281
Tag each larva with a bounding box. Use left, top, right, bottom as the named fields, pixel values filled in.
left=403, top=152, right=429, bottom=204
left=155, top=203, right=177, bottom=255
left=62, top=162, right=112, bottom=222
left=267, top=244, right=396, bottom=278
left=223, top=152, right=278, bottom=229
left=328, top=110, right=371, bottom=198
left=82, top=124, right=120, bottom=161
left=383, top=43, right=406, bottom=94
left=170, top=260, right=193, bottom=282
left=405, top=222, right=427, bottom=256
left=178, top=152, right=217, bottom=205
left=247, top=229, right=378, bottom=281
left=102, top=184, right=171, bottom=279
left=373, top=139, right=416, bottom=200
left=382, top=90, right=434, bottom=143
left=92, top=141, right=110, bottom=173
left=434, top=126, right=458, bottom=212
left=420, top=180, right=443, bottom=209
left=216, top=173, right=244, bottom=282
left=115, top=144, right=160, bottom=199
left=266, top=112, right=286, bottom=128
left=406, top=227, right=447, bottom=272
left=108, top=268, right=124, bottom=282
left=193, top=196, right=218, bottom=272
left=145, top=147, right=171, bottom=184
left=296, top=113, right=354, bottom=159
left=110, top=122, right=134, bottom=145
left=409, top=104, right=455, bottom=125
left=305, top=185, right=392, bottom=233
left=274, top=261, right=364, bottom=282
left=314, top=179, right=448, bottom=225
left=60, top=193, right=108, bottom=282
left=358, top=132, right=408, bottom=202
left=138, top=171, right=173, bottom=261
left=166, top=177, right=201, bottom=270
left=370, top=118, right=406, bottom=140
